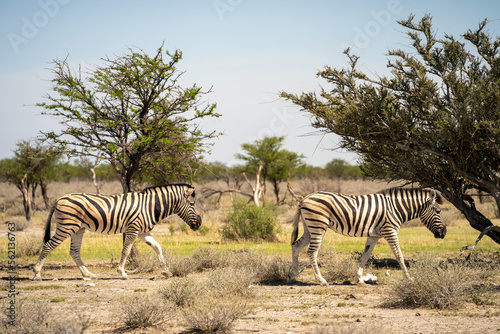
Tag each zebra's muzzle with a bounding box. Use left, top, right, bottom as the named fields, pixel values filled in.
left=434, top=225, right=447, bottom=239
left=189, top=214, right=202, bottom=231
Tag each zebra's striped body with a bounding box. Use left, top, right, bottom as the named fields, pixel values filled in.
left=33, top=184, right=201, bottom=280
left=291, top=188, right=446, bottom=285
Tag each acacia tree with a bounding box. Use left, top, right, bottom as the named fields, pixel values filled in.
left=0, top=140, right=61, bottom=220
left=38, top=44, right=220, bottom=193
left=236, top=136, right=304, bottom=204
left=281, top=14, right=500, bottom=244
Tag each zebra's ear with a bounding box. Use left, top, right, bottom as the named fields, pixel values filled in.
left=429, top=190, right=444, bottom=205
left=184, top=187, right=195, bottom=198
left=435, top=192, right=444, bottom=205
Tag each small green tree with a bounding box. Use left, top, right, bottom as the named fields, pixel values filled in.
left=0, top=140, right=61, bottom=220
left=38, top=43, right=220, bottom=193
left=281, top=14, right=500, bottom=244
left=236, top=136, right=304, bottom=204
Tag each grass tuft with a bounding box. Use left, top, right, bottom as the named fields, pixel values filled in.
left=388, top=253, right=498, bottom=309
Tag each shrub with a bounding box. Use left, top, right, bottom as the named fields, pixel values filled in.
left=160, top=277, right=206, bottom=308
left=182, top=295, right=249, bottom=334
left=13, top=220, right=31, bottom=232
left=191, top=247, right=230, bottom=271
left=388, top=253, right=495, bottom=309
left=1, top=300, right=89, bottom=334
left=321, top=249, right=360, bottom=284
left=208, top=267, right=257, bottom=298
left=16, top=234, right=42, bottom=258
left=257, top=255, right=293, bottom=283
left=220, top=200, right=280, bottom=242
left=163, top=250, right=198, bottom=277
left=126, top=250, right=161, bottom=273
left=121, top=293, right=173, bottom=329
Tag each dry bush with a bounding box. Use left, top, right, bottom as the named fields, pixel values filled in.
left=191, top=247, right=231, bottom=271
left=226, top=248, right=266, bottom=270
left=388, top=253, right=498, bottom=309
left=126, top=250, right=161, bottom=273
left=1, top=300, right=50, bottom=334
left=315, top=323, right=381, bottom=334
left=121, top=293, right=174, bottom=329
left=16, top=234, right=42, bottom=258
left=12, top=220, right=31, bottom=232
left=321, top=249, right=361, bottom=284
left=160, top=277, right=207, bottom=308
left=181, top=295, right=249, bottom=334
left=208, top=267, right=257, bottom=298
left=1, top=300, right=89, bottom=334
left=163, top=250, right=198, bottom=277
left=257, top=254, right=293, bottom=283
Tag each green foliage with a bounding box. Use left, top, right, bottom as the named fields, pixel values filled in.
left=236, top=136, right=304, bottom=203
left=220, top=200, right=281, bottom=242
left=281, top=14, right=500, bottom=243
left=38, top=44, right=220, bottom=192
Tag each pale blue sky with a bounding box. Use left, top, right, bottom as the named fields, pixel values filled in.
left=1, top=0, right=499, bottom=166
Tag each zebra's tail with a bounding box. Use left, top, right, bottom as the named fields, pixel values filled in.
left=43, top=204, right=56, bottom=244
left=291, top=207, right=302, bottom=245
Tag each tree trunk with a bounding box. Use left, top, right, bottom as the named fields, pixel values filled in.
left=443, top=192, right=500, bottom=245
left=272, top=179, right=281, bottom=204
left=21, top=187, right=32, bottom=221
left=90, top=167, right=100, bottom=194
left=40, top=179, right=51, bottom=209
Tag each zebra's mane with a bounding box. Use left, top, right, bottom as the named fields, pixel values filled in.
left=141, top=183, right=194, bottom=193
left=378, top=187, right=443, bottom=204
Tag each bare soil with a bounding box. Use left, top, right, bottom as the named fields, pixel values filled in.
left=2, top=261, right=500, bottom=334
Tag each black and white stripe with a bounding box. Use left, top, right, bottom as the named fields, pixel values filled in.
left=290, top=188, right=446, bottom=285
left=33, top=183, right=201, bottom=280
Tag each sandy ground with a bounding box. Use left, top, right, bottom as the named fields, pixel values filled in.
left=2, top=261, right=500, bottom=334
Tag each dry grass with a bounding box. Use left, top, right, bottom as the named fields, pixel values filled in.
left=321, top=248, right=362, bottom=284
left=387, top=253, right=499, bottom=309
left=181, top=296, right=249, bottom=334
left=16, top=234, right=42, bottom=258
left=1, top=299, right=89, bottom=334
left=121, top=293, right=174, bottom=329
left=160, top=277, right=207, bottom=308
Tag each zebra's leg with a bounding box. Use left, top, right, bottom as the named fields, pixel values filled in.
left=357, top=237, right=380, bottom=284
left=70, top=228, right=95, bottom=279
left=138, top=232, right=172, bottom=278
left=33, top=227, right=73, bottom=280
left=383, top=232, right=411, bottom=279
left=117, top=230, right=139, bottom=280
left=306, top=230, right=328, bottom=286
left=291, top=228, right=311, bottom=281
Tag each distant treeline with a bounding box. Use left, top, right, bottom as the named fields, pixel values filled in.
left=195, top=159, right=364, bottom=183
left=48, top=159, right=364, bottom=183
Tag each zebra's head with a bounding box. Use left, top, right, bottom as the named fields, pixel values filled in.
left=179, top=186, right=202, bottom=231
left=420, top=190, right=447, bottom=239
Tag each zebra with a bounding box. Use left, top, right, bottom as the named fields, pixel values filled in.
left=290, top=188, right=446, bottom=285
left=33, top=183, right=201, bottom=280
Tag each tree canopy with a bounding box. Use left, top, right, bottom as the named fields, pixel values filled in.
left=281, top=14, right=500, bottom=244
left=0, top=140, right=61, bottom=220
left=236, top=136, right=304, bottom=203
left=38, top=44, right=220, bottom=193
